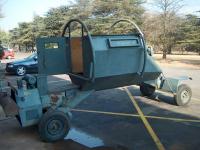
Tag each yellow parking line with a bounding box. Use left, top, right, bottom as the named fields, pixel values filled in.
left=124, top=87, right=165, bottom=150
left=71, top=108, right=200, bottom=123
left=192, top=97, right=200, bottom=101
left=71, top=108, right=139, bottom=117
left=146, top=115, right=200, bottom=123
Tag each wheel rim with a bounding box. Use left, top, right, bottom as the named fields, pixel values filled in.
left=47, top=119, right=64, bottom=136
left=17, top=67, right=25, bottom=75
left=180, top=89, right=190, bottom=104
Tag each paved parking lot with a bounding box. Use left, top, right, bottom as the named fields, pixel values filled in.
left=0, top=54, right=200, bottom=150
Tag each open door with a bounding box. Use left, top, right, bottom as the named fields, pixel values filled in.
left=36, top=37, right=71, bottom=75
left=70, top=37, right=83, bottom=74
left=61, top=19, right=95, bottom=82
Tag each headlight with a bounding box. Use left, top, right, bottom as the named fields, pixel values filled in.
left=8, top=64, right=14, bottom=68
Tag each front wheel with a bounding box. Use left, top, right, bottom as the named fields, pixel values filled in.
left=175, top=84, right=192, bottom=106
left=16, top=66, right=26, bottom=76
left=38, top=110, right=70, bottom=142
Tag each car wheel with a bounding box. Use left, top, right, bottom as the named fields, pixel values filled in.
left=38, top=110, right=70, bottom=142
left=16, top=66, right=26, bottom=76
left=175, top=84, right=192, bottom=106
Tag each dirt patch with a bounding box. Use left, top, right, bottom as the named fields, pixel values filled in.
left=154, top=54, right=200, bottom=69
left=156, top=60, right=200, bottom=69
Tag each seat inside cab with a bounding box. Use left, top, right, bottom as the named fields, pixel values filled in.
left=69, top=35, right=93, bottom=80
left=70, top=37, right=83, bottom=74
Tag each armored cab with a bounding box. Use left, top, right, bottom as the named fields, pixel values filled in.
left=0, top=19, right=192, bottom=142
left=37, top=19, right=162, bottom=92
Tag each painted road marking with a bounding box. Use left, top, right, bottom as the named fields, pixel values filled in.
left=145, top=115, right=200, bottom=123
left=71, top=108, right=139, bottom=117
left=192, top=97, right=199, bottom=101
left=71, top=108, right=200, bottom=123
left=124, top=87, right=165, bottom=150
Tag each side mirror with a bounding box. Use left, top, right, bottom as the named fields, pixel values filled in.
left=34, top=57, right=37, bottom=61
left=147, top=47, right=154, bottom=56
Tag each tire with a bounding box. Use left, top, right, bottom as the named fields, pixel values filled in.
left=16, top=66, right=26, bottom=76
left=175, top=84, right=192, bottom=106
left=140, top=83, right=156, bottom=97
left=38, top=110, right=70, bottom=142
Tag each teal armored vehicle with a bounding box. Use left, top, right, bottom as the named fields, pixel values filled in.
left=0, top=19, right=192, bottom=142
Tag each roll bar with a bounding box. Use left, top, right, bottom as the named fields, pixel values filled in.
left=61, top=19, right=146, bottom=79
left=61, top=19, right=96, bottom=82
left=108, top=19, right=144, bottom=37
left=109, top=19, right=147, bottom=78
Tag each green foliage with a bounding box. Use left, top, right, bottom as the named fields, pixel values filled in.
left=0, top=44, right=3, bottom=58
left=89, top=0, right=145, bottom=34
left=177, top=14, right=200, bottom=54
left=8, top=0, right=145, bottom=52
left=5, top=0, right=200, bottom=56
left=0, top=29, right=10, bottom=46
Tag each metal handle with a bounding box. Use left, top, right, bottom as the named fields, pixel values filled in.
left=109, top=19, right=146, bottom=78
left=61, top=19, right=91, bottom=37
left=108, top=19, right=144, bottom=37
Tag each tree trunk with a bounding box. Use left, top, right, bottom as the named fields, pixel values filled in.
left=167, top=45, right=172, bottom=54
left=31, top=44, right=34, bottom=53
left=26, top=44, right=28, bottom=52
left=163, top=49, right=167, bottom=59
left=18, top=45, right=21, bottom=52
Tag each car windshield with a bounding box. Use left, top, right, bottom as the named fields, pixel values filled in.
left=26, top=53, right=37, bottom=59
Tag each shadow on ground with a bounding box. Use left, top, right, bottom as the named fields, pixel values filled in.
left=0, top=75, right=200, bottom=150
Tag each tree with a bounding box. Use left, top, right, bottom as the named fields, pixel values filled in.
left=32, top=15, right=46, bottom=38
left=0, top=0, right=4, bottom=18
left=153, top=0, right=183, bottom=59
left=0, top=29, right=10, bottom=46
left=89, top=0, right=145, bottom=34
left=177, top=14, right=200, bottom=55
left=8, top=0, right=145, bottom=49
left=0, top=40, right=3, bottom=59
left=9, top=28, right=20, bottom=51
left=0, top=0, right=4, bottom=57
left=44, top=6, right=69, bottom=36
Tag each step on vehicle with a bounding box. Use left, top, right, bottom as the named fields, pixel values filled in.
left=0, top=19, right=192, bottom=142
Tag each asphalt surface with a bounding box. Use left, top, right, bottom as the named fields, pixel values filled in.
left=0, top=63, right=200, bottom=149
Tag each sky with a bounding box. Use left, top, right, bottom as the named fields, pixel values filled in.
left=0, top=0, right=200, bottom=31
left=0, top=0, right=71, bottom=31
left=144, top=0, right=200, bottom=15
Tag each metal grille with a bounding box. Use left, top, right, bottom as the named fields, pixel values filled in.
left=26, top=109, right=39, bottom=120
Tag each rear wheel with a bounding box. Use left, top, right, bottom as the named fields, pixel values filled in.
left=16, top=66, right=26, bottom=76
left=140, top=83, right=156, bottom=97
left=175, top=84, right=192, bottom=106
left=38, top=110, right=70, bottom=142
